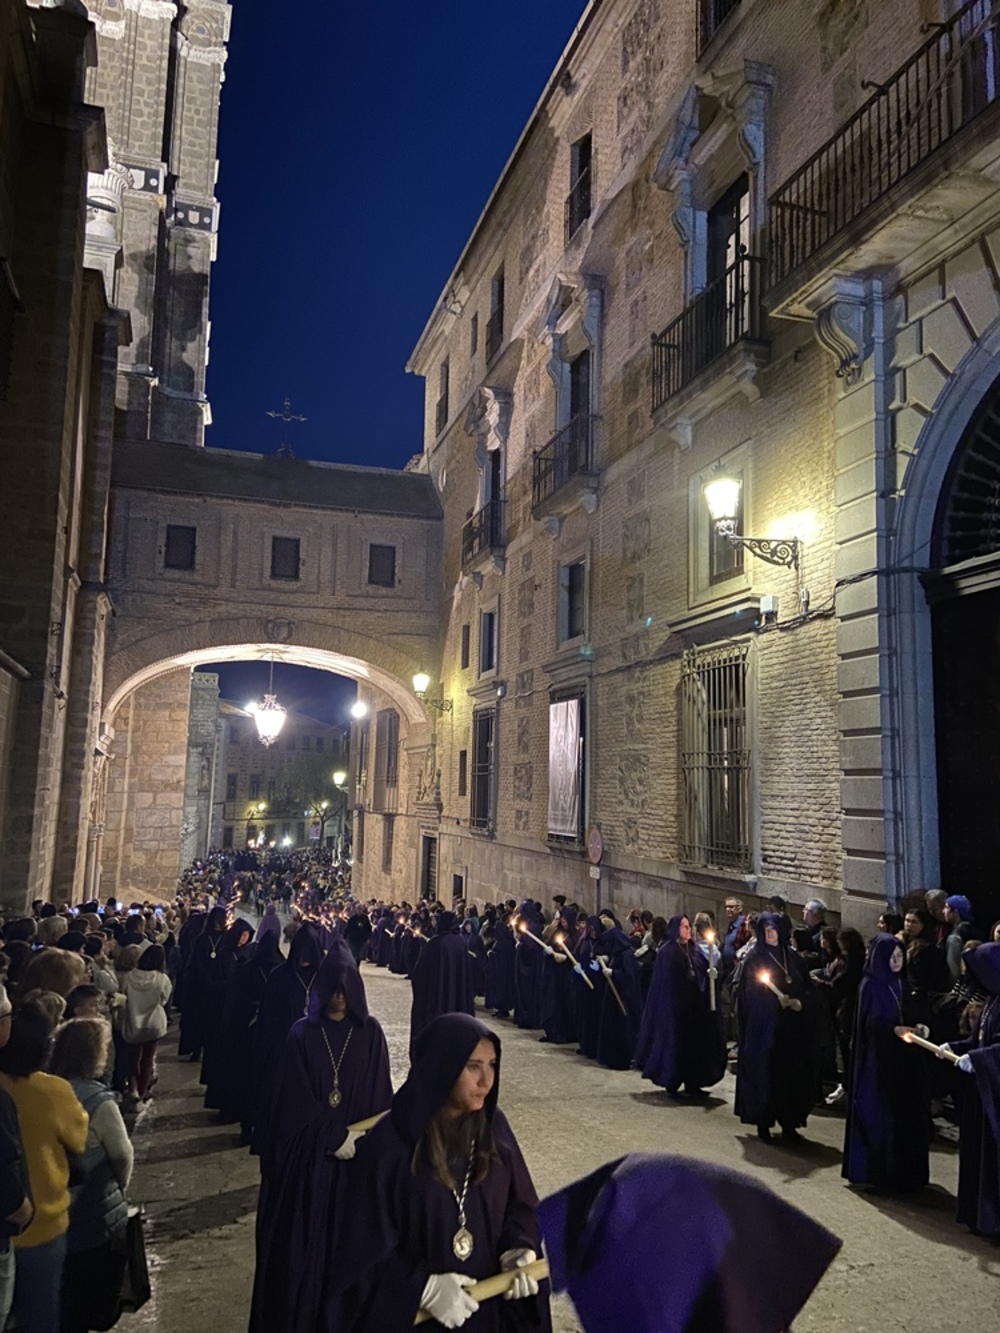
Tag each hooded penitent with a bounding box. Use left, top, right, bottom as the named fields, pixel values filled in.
left=326, top=1013, right=549, bottom=1333
left=842, top=932, right=929, bottom=1191
left=408, top=912, right=475, bottom=1057
left=514, top=901, right=546, bottom=1031
left=250, top=941, right=392, bottom=1333
left=953, top=942, right=1000, bottom=1234
left=635, top=915, right=725, bottom=1095
left=538, top=1154, right=839, bottom=1333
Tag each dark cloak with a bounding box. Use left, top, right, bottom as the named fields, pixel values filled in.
left=251, top=923, right=324, bottom=1155
left=250, top=944, right=392, bottom=1333
left=593, top=926, right=643, bottom=1071
left=952, top=943, right=1000, bottom=1234
left=214, top=932, right=283, bottom=1131
left=842, top=933, right=930, bottom=1190
left=374, top=911, right=395, bottom=967
left=174, top=910, right=205, bottom=1038
left=343, top=911, right=373, bottom=965
left=389, top=920, right=408, bottom=975
left=326, top=1013, right=550, bottom=1333
left=634, top=915, right=726, bottom=1094
left=404, top=924, right=427, bottom=978
left=409, top=911, right=476, bottom=1056
left=539, top=911, right=579, bottom=1046
left=485, top=920, right=517, bottom=1017
left=463, top=923, right=489, bottom=998
left=178, top=907, right=225, bottom=1056
left=734, top=913, right=820, bottom=1131
left=202, top=919, right=255, bottom=1105
left=538, top=1154, right=840, bottom=1333
left=514, top=903, right=545, bottom=1030
left=574, top=919, right=606, bottom=1061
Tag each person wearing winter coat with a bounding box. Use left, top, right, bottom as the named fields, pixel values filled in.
left=120, top=945, right=171, bottom=1105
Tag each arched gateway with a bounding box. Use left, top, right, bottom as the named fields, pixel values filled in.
left=79, top=442, right=442, bottom=903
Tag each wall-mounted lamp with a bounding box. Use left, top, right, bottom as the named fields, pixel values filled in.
left=703, top=464, right=800, bottom=570
left=350, top=699, right=368, bottom=720
left=413, top=670, right=453, bottom=712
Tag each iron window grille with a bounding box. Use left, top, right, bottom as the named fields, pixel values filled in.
left=372, top=709, right=399, bottom=813
left=462, top=497, right=505, bottom=568
left=470, top=706, right=497, bottom=832
left=698, top=0, right=741, bottom=54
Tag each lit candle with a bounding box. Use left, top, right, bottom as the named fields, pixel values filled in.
left=517, top=921, right=549, bottom=949
left=895, top=1026, right=960, bottom=1063
left=705, top=930, right=717, bottom=1012
left=554, top=931, right=594, bottom=990
left=759, top=970, right=801, bottom=1012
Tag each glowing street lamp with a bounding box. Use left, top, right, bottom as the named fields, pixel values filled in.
left=412, top=669, right=452, bottom=712
left=251, top=657, right=286, bottom=746
left=350, top=699, right=368, bottom=720
left=333, top=770, right=347, bottom=788
left=702, top=462, right=800, bottom=569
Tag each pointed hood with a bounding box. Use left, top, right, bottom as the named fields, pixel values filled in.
left=288, top=922, right=324, bottom=971
left=308, top=941, right=369, bottom=1024
left=964, top=942, right=1000, bottom=996
left=864, top=932, right=903, bottom=983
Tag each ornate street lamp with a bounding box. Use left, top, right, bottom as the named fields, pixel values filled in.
left=412, top=669, right=453, bottom=712
left=248, top=657, right=286, bottom=746
left=703, top=463, right=800, bottom=569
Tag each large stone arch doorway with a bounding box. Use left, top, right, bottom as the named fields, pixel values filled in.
left=94, top=631, right=433, bottom=903
left=924, top=370, right=1000, bottom=921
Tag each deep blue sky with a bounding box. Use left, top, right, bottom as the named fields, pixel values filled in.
left=207, top=1, right=587, bottom=470
left=199, top=661, right=357, bottom=727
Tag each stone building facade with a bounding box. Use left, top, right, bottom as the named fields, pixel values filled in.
left=405, top=0, right=1000, bottom=930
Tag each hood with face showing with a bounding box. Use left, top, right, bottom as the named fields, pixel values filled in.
left=392, top=1013, right=501, bottom=1146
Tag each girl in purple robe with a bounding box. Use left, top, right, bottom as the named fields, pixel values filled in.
left=328, top=1013, right=550, bottom=1332
left=634, top=914, right=725, bottom=1097
left=947, top=942, right=1000, bottom=1234
left=250, top=943, right=392, bottom=1333
left=842, top=933, right=931, bottom=1190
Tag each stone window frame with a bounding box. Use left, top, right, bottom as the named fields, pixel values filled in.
left=688, top=440, right=752, bottom=609
left=556, top=548, right=589, bottom=648
left=546, top=685, right=589, bottom=849
left=464, top=386, right=511, bottom=516
left=359, top=534, right=405, bottom=597
left=478, top=596, right=500, bottom=680
left=539, top=270, right=604, bottom=454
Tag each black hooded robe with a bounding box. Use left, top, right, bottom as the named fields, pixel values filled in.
left=250, top=945, right=392, bottom=1333
left=326, top=1013, right=550, bottom=1333
left=214, top=932, right=283, bottom=1133
left=485, top=921, right=517, bottom=1018
left=409, top=913, right=475, bottom=1056
left=952, top=943, right=1000, bottom=1234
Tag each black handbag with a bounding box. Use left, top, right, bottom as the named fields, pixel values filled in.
left=117, top=1206, right=151, bottom=1313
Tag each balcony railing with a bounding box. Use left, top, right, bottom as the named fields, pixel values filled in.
left=770, top=0, right=1000, bottom=286
left=698, top=0, right=741, bottom=54
left=532, top=414, right=597, bottom=509
left=435, top=393, right=448, bottom=436
left=462, top=496, right=505, bottom=567
left=651, top=254, right=765, bottom=413
left=485, top=308, right=504, bottom=362
left=565, top=167, right=592, bottom=243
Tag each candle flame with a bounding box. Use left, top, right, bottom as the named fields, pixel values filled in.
left=555, top=934, right=565, bottom=947
left=518, top=921, right=527, bottom=933
left=760, top=971, right=770, bottom=985
left=901, top=1031, right=913, bottom=1043
left=705, top=931, right=715, bottom=943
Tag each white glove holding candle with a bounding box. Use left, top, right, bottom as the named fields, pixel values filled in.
left=500, top=1248, right=540, bottom=1300
left=332, top=1129, right=361, bottom=1161
left=419, top=1273, right=479, bottom=1328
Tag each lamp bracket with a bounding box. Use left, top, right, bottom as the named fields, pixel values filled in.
left=423, top=696, right=454, bottom=713
left=727, top=534, right=799, bottom=569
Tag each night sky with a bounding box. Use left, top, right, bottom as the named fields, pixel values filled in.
left=200, top=3, right=586, bottom=715
left=207, top=0, right=587, bottom=470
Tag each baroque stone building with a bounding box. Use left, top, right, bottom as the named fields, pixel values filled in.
left=402, top=0, right=1000, bottom=929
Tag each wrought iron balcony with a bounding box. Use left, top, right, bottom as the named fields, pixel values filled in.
left=532, top=415, right=598, bottom=510
left=461, top=496, right=505, bottom=568
left=770, top=0, right=1000, bottom=288
left=485, top=308, right=504, bottom=362
left=565, top=167, right=592, bottom=243
left=698, top=0, right=741, bottom=54
left=435, top=393, right=448, bottom=436
left=651, top=254, right=765, bottom=414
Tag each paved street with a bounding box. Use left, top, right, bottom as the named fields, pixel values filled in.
left=121, top=965, right=1000, bottom=1333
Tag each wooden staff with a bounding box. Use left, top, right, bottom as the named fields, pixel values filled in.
left=554, top=933, right=594, bottom=990
left=517, top=922, right=548, bottom=949
left=596, top=956, right=629, bottom=1017
left=894, top=1027, right=960, bottom=1063
left=414, top=1258, right=550, bottom=1324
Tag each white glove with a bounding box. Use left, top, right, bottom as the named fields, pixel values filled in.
left=937, top=1043, right=953, bottom=1059
left=543, top=945, right=554, bottom=955
left=589, top=960, right=601, bottom=973
left=332, top=1129, right=361, bottom=1161
left=573, top=963, right=584, bottom=975
left=600, top=962, right=613, bottom=978
left=956, top=1054, right=975, bottom=1074
left=419, top=1273, right=479, bottom=1328
left=500, top=1248, right=539, bottom=1301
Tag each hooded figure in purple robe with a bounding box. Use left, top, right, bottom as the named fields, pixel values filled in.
left=593, top=920, right=643, bottom=1071
left=463, top=919, right=489, bottom=998
left=950, top=942, right=1000, bottom=1233
left=250, top=942, right=392, bottom=1333
left=403, top=913, right=426, bottom=977
left=485, top=916, right=517, bottom=1019
left=215, top=930, right=283, bottom=1141
left=409, top=911, right=476, bottom=1056
left=574, top=917, right=606, bottom=1060
left=538, top=909, right=579, bottom=1046
left=174, top=910, right=206, bottom=1041
left=251, top=922, right=324, bottom=1155
left=634, top=914, right=726, bottom=1096
left=254, top=903, right=281, bottom=944
left=735, top=912, right=819, bottom=1142
left=179, top=905, right=227, bottom=1060
left=842, top=932, right=930, bottom=1190
left=202, top=917, right=254, bottom=1107
left=326, top=1012, right=550, bottom=1332
left=538, top=1154, right=840, bottom=1333
left=374, top=908, right=395, bottom=967
left=513, top=902, right=545, bottom=1030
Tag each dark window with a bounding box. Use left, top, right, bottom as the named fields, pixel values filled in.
left=267, top=780, right=276, bottom=804
left=286, top=734, right=297, bottom=749
left=265, top=823, right=275, bottom=844
left=570, top=349, right=591, bottom=419
left=681, top=642, right=751, bottom=870
left=373, top=709, right=400, bottom=811
left=422, top=836, right=438, bottom=898
left=297, top=821, right=306, bottom=844
left=382, top=815, right=395, bottom=874
left=222, top=825, right=233, bottom=849
left=708, top=175, right=750, bottom=284
left=710, top=472, right=744, bottom=585
left=460, top=623, right=471, bottom=670
left=561, top=560, right=587, bottom=641
left=249, top=774, right=260, bottom=800
left=486, top=267, right=505, bottom=361
left=271, top=535, right=300, bottom=580
left=470, top=311, right=479, bottom=357
left=436, top=360, right=450, bottom=435
left=479, top=609, right=497, bottom=675
left=470, top=708, right=497, bottom=831
left=315, top=736, right=324, bottom=752
left=301, top=735, right=311, bottom=751
left=566, top=133, right=593, bottom=241
left=698, top=0, right=741, bottom=55
left=164, top=524, right=196, bottom=571
left=225, top=772, right=237, bottom=802
left=368, top=543, right=396, bottom=587
left=356, top=809, right=365, bottom=862
left=458, top=749, right=468, bottom=797
left=246, top=823, right=257, bottom=843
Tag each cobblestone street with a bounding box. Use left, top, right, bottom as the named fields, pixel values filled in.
left=121, top=965, right=1000, bottom=1333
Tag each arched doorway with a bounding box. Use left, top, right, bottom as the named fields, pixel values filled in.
left=926, top=370, right=1000, bottom=923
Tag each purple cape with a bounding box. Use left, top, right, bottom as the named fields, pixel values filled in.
left=326, top=1014, right=550, bottom=1333
left=408, top=914, right=475, bottom=1056
left=250, top=946, right=392, bottom=1333
left=953, top=943, right=1000, bottom=1233
left=635, top=916, right=725, bottom=1093
left=485, top=921, right=516, bottom=1016
left=538, top=1153, right=840, bottom=1333
left=593, top=927, right=643, bottom=1070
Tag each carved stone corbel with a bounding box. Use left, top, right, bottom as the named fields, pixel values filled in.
left=814, top=278, right=875, bottom=385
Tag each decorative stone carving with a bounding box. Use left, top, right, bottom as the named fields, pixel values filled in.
left=264, top=618, right=295, bottom=644
left=814, top=277, right=876, bottom=384
left=464, top=386, right=511, bottom=472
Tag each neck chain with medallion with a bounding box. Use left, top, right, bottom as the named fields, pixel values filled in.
left=296, top=972, right=315, bottom=1016
left=320, top=1020, right=353, bottom=1108
left=451, top=1143, right=477, bottom=1261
